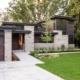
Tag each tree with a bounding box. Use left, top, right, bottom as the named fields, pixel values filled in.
left=74, top=29, right=80, bottom=47
left=41, top=18, right=52, bottom=43
left=66, top=0, right=80, bottom=27
left=0, top=10, right=10, bottom=23
left=7, top=0, right=68, bottom=22
left=66, top=0, right=80, bottom=47
left=40, top=17, right=52, bottom=53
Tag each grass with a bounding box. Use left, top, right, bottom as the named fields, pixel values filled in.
left=37, top=53, right=80, bottom=80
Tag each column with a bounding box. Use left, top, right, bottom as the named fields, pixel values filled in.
left=4, top=30, right=12, bottom=61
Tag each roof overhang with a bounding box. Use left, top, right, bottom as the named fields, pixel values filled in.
left=51, top=15, right=77, bottom=21
left=2, top=22, right=37, bottom=26
left=0, top=26, right=16, bottom=30
left=13, top=30, right=31, bottom=34
left=35, top=31, right=58, bottom=35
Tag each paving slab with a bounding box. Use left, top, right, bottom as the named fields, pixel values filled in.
left=13, top=50, right=43, bottom=64
left=3, top=65, right=63, bottom=80
left=0, top=50, right=64, bottom=80
left=0, top=73, right=4, bottom=80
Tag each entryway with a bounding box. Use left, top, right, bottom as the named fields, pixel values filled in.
left=12, top=33, right=24, bottom=50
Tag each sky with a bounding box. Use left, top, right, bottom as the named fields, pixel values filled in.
left=0, top=0, right=12, bottom=11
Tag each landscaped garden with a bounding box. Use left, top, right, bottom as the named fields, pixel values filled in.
left=37, top=53, right=80, bottom=80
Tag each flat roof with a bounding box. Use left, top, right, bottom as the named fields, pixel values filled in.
left=2, top=22, right=37, bottom=26
left=35, top=31, right=58, bottom=35
left=51, top=15, right=77, bottom=21
left=13, top=30, right=31, bottom=34
left=0, top=26, right=16, bottom=30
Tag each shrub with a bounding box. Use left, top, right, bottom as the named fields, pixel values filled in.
left=30, top=50, right=39, bottom=56
left=61, top=45, right=65, bottom=51
left=48, top=47, right=55, bottom=53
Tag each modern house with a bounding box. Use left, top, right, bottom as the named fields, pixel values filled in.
left=0, top=15, right=76, bottom=61
left=34, top=15, right=75, bottom=49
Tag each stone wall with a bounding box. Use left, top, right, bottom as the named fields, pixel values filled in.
left=35, top=30, right=69, bottom=49
left=69, top=44, right=75, bottom=48
left=34, top=43, right=54, bottom=49
left=24, top=26, right=34, bottom=53
left=4, top=30, right=12, bottom=61
left=54, top=30, right=68, bottom=48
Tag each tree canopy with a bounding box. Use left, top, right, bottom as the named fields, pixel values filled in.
left=66, top=0, right=80, bottom=25
left=66, top=0, right=80, bottom=47
left=66, top=0, right=80, bottom=17
left=7, top=0, right=68, bottom=22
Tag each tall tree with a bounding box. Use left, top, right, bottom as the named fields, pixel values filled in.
left=7, top=0, right=68, bottom=22
left=66, top=0, right=80, bottom=27
left=66, top=0, right=80, bottom=47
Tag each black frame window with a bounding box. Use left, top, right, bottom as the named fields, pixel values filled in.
left=34, top=34, right=54, bottom=43
left=16, top=26, right=24, bottom=30
left=69, top=35, right=74, bottom=44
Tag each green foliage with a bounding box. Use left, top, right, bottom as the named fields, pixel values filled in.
left=38, top=53, right=80, bottom=80
left=35, top=46, right=80, bottom=53
left=67, top=46, right=75, bottom=51
left=7, top=0, right=68, bottom=22
left=66, top=0, right=80, bottom=28
left=37, top=54, right=59, bottom=59
left=40, top=18, right=53, bottom=44
left=61, top=45, right=66, bottom=51
left=41, top=33, right=52, bottom=43
left=66, top=0, right=80, bottom=16
left=66, top=0, right=80, bottom=47
left=74, top=29, right=80, bottom=40
left=30, top=50, right=39, bottom=56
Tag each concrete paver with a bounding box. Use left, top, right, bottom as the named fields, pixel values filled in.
left=0, top=50, right=64, bottom=80
left=0, top=73, right=4, bottom=80
left=13, top=50, right=44, bottom=64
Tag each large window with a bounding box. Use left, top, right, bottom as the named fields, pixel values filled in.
left=16, top=26, right=24, bottom=30
left=69, top=35, right=74, bottom=44
left=56, top=19, right=67, bottom=34
left=34, top=34, right=54, bottom=43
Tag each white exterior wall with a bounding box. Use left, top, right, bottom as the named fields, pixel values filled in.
left=4, top=30, right=12, bottom=61
left=34, top=43, right=54, bottom=49
left=54, top=30, right=68, bottom=48
left=24, top=26, right=34, bottom=53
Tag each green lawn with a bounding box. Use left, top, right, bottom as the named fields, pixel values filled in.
left=37, top=53, right=80, bottom=80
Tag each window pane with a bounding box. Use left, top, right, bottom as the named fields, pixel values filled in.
left=69, top=35, right=74, bottom=44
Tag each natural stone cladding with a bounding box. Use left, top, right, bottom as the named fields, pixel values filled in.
left=4, top=30, right=12, bottom=61
left=24, top=26, right=34, bottom=53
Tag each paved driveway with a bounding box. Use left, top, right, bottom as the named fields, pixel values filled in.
left=0, top=51, right=64, bottom=80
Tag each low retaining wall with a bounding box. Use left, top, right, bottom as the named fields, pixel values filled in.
left=34, top=43, right=54, bottom=49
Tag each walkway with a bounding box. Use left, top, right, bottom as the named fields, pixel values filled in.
left=0, top=50, right=64, bottom=80
left=13, top=50, right=43, bottom=64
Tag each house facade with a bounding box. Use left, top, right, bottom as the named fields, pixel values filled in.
left=0, top=15, right=76, bottom=61
left=34, top=15, right=75, bottom=49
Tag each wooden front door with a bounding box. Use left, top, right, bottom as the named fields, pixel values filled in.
left=12, top=34, right=24, bottom=50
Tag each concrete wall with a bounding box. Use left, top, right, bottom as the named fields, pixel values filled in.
left=34, top=30, right=69, bottom=49
left=54, top=30, right=68, bottom=48
left=24, top=26, right=34, bottom=53
left=69, top=44, right=75, bottom=48
left=34, top=43, right=54, bottom=49
left=4, top=30, right=12, bottom=61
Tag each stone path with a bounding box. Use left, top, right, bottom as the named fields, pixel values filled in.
left=0, top=50, right=64, bottom=80
left=13, top=50, right=43, bottom=64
